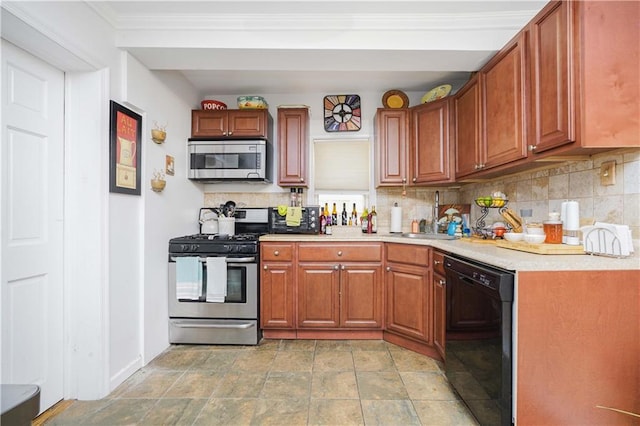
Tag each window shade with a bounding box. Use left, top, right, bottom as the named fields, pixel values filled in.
left=313, top=139, right=370, bottom=191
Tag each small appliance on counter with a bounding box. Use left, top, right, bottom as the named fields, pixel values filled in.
left=268, top=206, right=319, bottom=234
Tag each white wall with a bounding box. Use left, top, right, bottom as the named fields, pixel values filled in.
left=1, top=1, right=205, bottom=399
left=121, top=53, right=202, bottom=368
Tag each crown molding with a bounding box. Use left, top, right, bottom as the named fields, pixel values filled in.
left=88, top=3, right=539, bottom=32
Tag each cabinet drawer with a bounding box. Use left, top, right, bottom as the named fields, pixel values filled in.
left=261, top=243, right=294, bottom=262
left=298, top=243, right=382, bottom=262
left=386, top=243, right=431, bottom=267
left=433, top=250, right=447, bottom=276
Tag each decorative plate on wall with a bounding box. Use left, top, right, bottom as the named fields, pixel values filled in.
left=323, top=94, right=361, bottom=132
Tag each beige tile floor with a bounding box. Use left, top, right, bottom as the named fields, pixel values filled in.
left=43, top=339, right=478, bottom=425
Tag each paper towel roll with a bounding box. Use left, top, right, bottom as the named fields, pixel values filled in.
left=564, top=201, right=580, bottom=230
left=564, top=201, right=580, bottom=245
left=390, top=206, right=402, bottom=233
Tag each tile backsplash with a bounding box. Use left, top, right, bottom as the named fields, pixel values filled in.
left=205, top=148, right=640, bottom=240
left=456, top=148, right=640, bottom=240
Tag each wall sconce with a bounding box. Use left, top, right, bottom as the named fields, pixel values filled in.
left=151, top=121, right=167, bottom=144
left=151, top=169, right=166, bottom=192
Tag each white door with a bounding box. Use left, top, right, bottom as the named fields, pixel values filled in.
left=1, top=40, right=65, bottom=413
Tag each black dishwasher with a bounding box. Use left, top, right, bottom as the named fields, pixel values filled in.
left=443, top=255, right=514, bottom=426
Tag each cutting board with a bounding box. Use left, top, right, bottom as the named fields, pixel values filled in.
left=460, top=236, right=499, bottom=244
left=496, top=240, right=585, bottom=255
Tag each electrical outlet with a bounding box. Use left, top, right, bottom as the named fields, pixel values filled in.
left=600, top=161, right=616, bottom=186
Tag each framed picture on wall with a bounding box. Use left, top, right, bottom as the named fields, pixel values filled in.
left=165, top=155, right=175, bottom=176
left=109, top=101, right=142, bottom=195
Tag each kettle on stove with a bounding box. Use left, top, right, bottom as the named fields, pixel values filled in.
left=200, top=211, right=219, bottom=234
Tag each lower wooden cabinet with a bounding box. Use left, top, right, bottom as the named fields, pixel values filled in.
left=297, top=263, right=340, bottom=328
left=260, top=241, right=442, bottom=359
left=341, top=264, right=383, bottom=328
left=432, top=250, right=447, bottom=359
left=297, top=242, right=384, bottom=329
left=385, top=244, right=432, bottom=343
left=260, top=243, right=296, bottom=329
left=386, top=261, right=431, bottom=341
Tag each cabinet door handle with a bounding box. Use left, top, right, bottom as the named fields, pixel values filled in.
left=434, top=260, right=442, bottom=265
left=402, top=178, right=407, bottom=183
left=386, top=266, right=391, bottom=271
left=439, top=279, right=446, bottom=285
left=334, top=265, right=339, bottom=270
left=412, top=177, right=417, bottom=183
left=337, top=251, right=343, bottom=256
left=528, top=145, right=537, bottom=152
left=341, top=265, right=346, bottom=270
left=300, top=177, right=304, bottom=182
left=274, top=250, right=279, bottom=256
left=228, top=131, right=233, bottom=136
left=263, top=265, right=268, bottom=270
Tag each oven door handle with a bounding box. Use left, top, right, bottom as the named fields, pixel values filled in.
left=172, top=320, right=255, bottom=329
left=226, top=257, right=257, bottom=263
left=169, top=256, right=256, bottom=263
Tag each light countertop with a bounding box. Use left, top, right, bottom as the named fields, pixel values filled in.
left=260, top=230, right=640, bottom=272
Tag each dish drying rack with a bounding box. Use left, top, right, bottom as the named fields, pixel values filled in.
left=583, top=226, right=632, bottom=258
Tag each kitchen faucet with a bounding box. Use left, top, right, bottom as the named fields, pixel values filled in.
left=433, top=190, right=439, bottom=233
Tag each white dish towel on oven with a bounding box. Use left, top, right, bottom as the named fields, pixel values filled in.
left=206, top=257, right=227, bottom=303
left=176, top=257, right=202, bottom=300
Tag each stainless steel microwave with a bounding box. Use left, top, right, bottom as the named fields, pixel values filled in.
left=188, top=139, right=272, bottom=182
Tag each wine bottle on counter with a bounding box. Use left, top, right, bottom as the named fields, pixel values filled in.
left=341, top=203, right=348, bottom=226
left=324, top=203, right=331, bottom=226
left=370, top=205, right=377, bottom=233
left=331, top=203, right=338, bottom=227
left=361, top=208, right=369, bottom=233
left=320, top=207, right=327, bottom=234
left=351, top=203, right=358, bottom=226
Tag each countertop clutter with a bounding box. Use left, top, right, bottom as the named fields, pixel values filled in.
left=260, top=228, right=640, bottom=272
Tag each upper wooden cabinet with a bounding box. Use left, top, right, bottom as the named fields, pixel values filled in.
left=410, top=99, right=455, bottom=184
left=454, top=1, right=639, bottom=179
left=277, top=107, right=309, bottom=186
left=528, top=1, right=572, bottom=153
left=376, top=102, right=454, bottom=187
left=375, top=108, right=409, bottom=187
left=454, top=75, right=482, bottom=178
left=529, top=1, right=639, bottom=154
left=191, top=109, right=269, bottom=139
left=481, top=32, right=528, bottom=169
left=455, top=33, right=527, bottom=179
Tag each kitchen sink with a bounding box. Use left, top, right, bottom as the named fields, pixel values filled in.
left=399, top=233, right=456, bottom=240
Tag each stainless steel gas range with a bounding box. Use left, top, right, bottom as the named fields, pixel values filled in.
left=167, top=208, right=268, bottom=345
